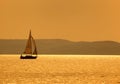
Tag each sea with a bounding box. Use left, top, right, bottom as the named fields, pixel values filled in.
left=0, top=55, right=120, bottom=84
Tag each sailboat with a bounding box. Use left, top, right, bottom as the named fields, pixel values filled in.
left=20, top=30, right=37, bottom=59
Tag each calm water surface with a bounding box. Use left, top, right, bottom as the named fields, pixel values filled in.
left=0, top=55, right=120, bottom=84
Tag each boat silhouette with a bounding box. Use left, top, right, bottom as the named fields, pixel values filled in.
left=20, top=30, right=37, bottom=59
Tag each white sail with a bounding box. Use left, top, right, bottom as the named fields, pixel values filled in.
left=23, top=30, right=37, bottom=55
left=24, top=30, right=32, bottom=54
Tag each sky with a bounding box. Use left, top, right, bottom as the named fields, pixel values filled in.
left=0, top=0, right=120, bottom=42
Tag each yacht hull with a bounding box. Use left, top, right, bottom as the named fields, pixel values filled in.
left=20, top=55, right=37, bottom=59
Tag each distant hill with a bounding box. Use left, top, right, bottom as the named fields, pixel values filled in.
left=0, top=39, right=120, bottom=55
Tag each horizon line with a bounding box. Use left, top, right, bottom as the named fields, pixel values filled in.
left=0, top=39, right=119, bottom=43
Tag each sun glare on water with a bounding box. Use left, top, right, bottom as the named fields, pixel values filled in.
left=0, top=55, right=120, bottom=83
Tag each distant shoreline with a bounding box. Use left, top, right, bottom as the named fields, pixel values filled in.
left=0, top=39, right=120, bottom=55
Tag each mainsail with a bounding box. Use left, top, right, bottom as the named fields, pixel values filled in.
left=24, top=30, right=37, bottom=55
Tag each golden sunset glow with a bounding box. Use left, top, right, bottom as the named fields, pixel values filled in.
left=0, top=0, right=120, bottom=41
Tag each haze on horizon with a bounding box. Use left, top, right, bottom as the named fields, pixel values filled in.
left=0, top=0, right=120, bottom=42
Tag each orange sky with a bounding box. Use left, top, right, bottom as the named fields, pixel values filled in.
left=0, top=0, right=120, bottom=42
